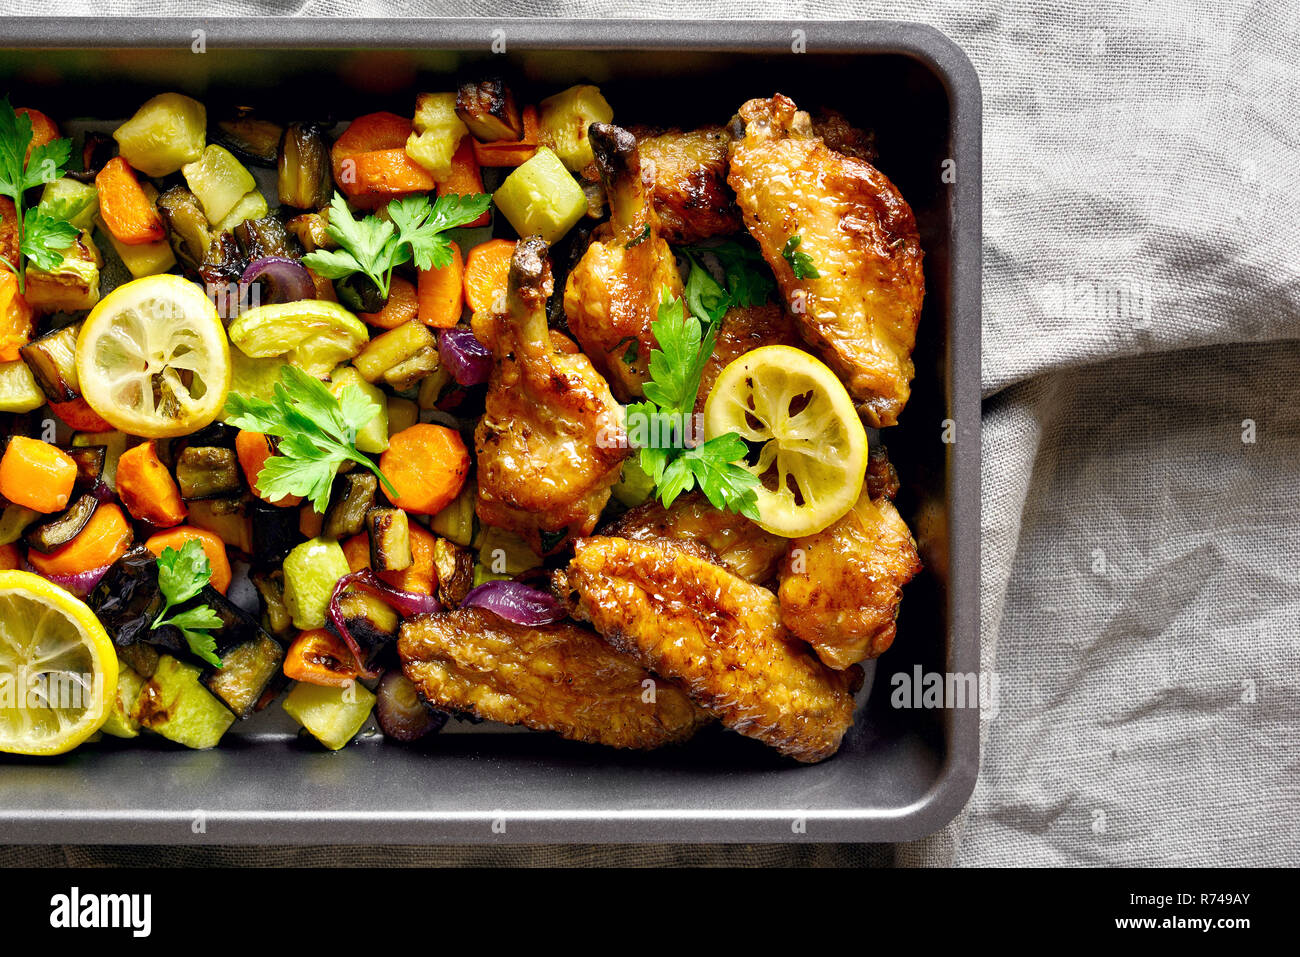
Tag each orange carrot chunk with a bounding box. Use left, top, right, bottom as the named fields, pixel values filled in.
left=0, top=270, right=34, bottom=362
left=341, top=523, right=436, bottom=596
left=48, top=397, right=114, bottom=433
left=472, top=105, right=540, bottom=167
left=359, top=274, right=420, bottom=330
left=28, top=503, right=133, bottom=577
left=438, top=139, right=490, bottom=226
left=235, top=430, right=302, bottom=507
left=462, top=239, right=516, bottom=315
left=16, top=108, right=59, bottom=164
left=116, top=440, right=188, bottom=528
left=379, top=424, right=469, bottom=516
left=284, top=629, right=361, bottom=687
left=0, top=436, right=77, bottom=513
left=416, top=241, right=464, bottom=328
left=95, top=157, right=166, bottom=246
left=0, top=543, right=21, bottom=570
left=145, top=526, right=232, bottom=595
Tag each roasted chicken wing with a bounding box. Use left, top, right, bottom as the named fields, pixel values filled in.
left=728, top=93, right=925, bottom=426
left=778, top=481, right=921, bottom=670
left=563, top=123, right=683, bottom=401
left=630, top=125, right=742, bottom=244
left=564, top=536, right=860, bottom=762
left=474, top=236, right=630, bottom=555
left=399, top=608, right=710, bottom=749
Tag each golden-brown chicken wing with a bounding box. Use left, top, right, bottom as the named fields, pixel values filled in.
left=728, top=93, right=925, bottom=427
left=563, top=123, right=683, bottom=401
left=474, top=236, right=630, bottom=555
left=630, top=125, right=742, bottom=244
left=693, top=302, right=801, bottom=414
left=399, top=608, right=710, bottom=749
left=564, top=535, right=860, bottom=762
left=778, top=484, right=921, bottom=669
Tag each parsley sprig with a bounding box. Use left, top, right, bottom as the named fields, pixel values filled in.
left=781, top=234, right=821, bottom=280
left=682, top=239, right=776, bottom=322
left=303, top=191, right=491, bottom=299
left=223, top=364, right=397, bottom=513
left=625, top=291, right=760, bottom=520
left=0, top=97, right=77, bottom=292
left=153, top=540, right=224, bottom=668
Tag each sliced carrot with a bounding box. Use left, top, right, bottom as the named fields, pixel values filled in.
left=342, top=523, right=436, bottom=595
left=416, top=242, right=464, bottom=328
left=28, top=503, right=132, bottom=577
left=299, top=503, right=324, bottom=539
left=331, top=112, right=433, bottom=204
left=48, top=397, right=113, bottom=432
left=359, top=274, right=419, bottom=330
left=284, top=629, right=360, bottom=687
left=116, top=440, right=187, bottom=527
left=472, top=105, right=539, bottom=167
left=0, top=436, right=77, bottom=513
left=379, top=424, right=469, bottom=516
left=349, top=148, right=437, bottom=199
left=439, top=139, right=490, bottom=226
left=95, top=157, right=166, bottom=246
left=235, top=430, right=302, bottom=507
left=16, top=108, right=59, bottom=164
left=144, top=526, right=232, bottom=595
left=0, top=270, right=34, bottom=362
left=463, top=239, right=516, bottom=315
left=334, top=111, right=413, bottom=156
left=0, top=543, right=20, bottom=570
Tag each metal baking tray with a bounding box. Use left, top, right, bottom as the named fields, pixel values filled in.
left=0, top=17, right=981, bottom=844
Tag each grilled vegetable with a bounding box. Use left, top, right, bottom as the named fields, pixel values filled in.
left=70, top=131, right=114, bottom=184
left=65, top=445, right=104, bottom=491
left=433, top=535, right=474, bottom=608
left=366, top=507, right=412, bottom=571
left=118, top=640, right=159, bottom=678
left=131, top=653, right=236, bottom=749
left=427, top=476, right=474, bottom=547
left=38, top=178, right=99, bottom=231
left=26, top=502, right=132, bottom=578
left=198, top=232, right=248, bottom=286
left=19, top=320, right=80, bottom=403
left=115, top=440, right=187, bottom=527
left=202, top=629, right=284, bottom=718
left=405, top=93, right=467, bottom=179
left=89, top=544, right=165, bottom=647
left=24, top=231, right=102, bottom=313
left=474, top=524, right=542, bottom=575
left=144, top=527, right=233, bottom=595
left=335, top=273, right=388, bottom=314
left=282, top=536, right=351, bottom=630
left=374, top=670, right=446, bottom=742
left=100, top=659, right=146, bottom=738
left=99, top=217, right=177, bottom=279
left=386, top=396, right=418, bottom=436
left=456, top=78, right=524, bottom=142
left=250, top=500, right=302, bottom=567
left=0, top=436, right=77, bottom=513
left=278, top=123, right=333, bottom=210
left=216, top=108, right=284, bottom=166
left=0, top=501, right=38, bottom=545
left=285, top=212, right=332, bottom=253
left=332, top=587, right=400, bottom=648
left=352, top=319, right=438, bottom=384
left=251, top=569, right=294, bottom=637
left=176, top=446, right=244, bottom=500
left=285, top=628, right=360, bottom=686
left=282, top=679, right=375, bottom=751
left=493, top=148, right=586, bottom=244
left=24, top=491, right=99, bottom=553
left=322, top=472, right=377, bottom=541
left=95, top=157, right=167, bottom=246
left=234, top=216, right=303, bottom=262
left=71, top=430, right=127, bottom=489
left=0, top=359, right=45, bottom=413
left=113, top=92, right=207, bottom=177
left=187, top=498, right=255, bottom=553
left=182, top=145, right=258, bottom=224
left=216, top=190, right=269, bottom=233
left=156, top=186, right=213, bottom=273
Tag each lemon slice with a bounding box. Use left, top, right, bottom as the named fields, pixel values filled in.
left=0, top=570, right=118, bottom=756
left=703, top=345, right=868, bottom=537
left=76, top=274, right=231, bottom=438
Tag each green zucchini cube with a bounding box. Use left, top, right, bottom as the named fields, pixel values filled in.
left=131, top=655, right=235, bottom=749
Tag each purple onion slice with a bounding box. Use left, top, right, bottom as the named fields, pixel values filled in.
left=460, top=579, right=565, bottom=626
left=437, top=328, right=492, bottom=386
left=28, top=562, right=111, bottom=599
left=326, top=569, right=442, bottom=678
left=240, top=256, right=316, bottom=305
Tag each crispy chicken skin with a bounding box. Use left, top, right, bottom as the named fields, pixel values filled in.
left=601, top=491, right=787, bottom=585
left=399, top=608, right=710, bottom=749
left=630, top=125, right=742, bottom=244
left=563, top=123, right=683, bottom=401
left=564, top=536, right=860, bottom=762
left=728, top=93, right=925, bottom=427
left=778, top=482, right=922, bottom=670
left=693, top=302, right=801, bottom=415
left=474, top=236, right=630, bottom=555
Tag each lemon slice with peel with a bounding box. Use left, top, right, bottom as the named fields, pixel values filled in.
left=77, top=274, right=231, bottom=438
left=0, top=570, right=118, bottom=756
left=703, top=345, right=868, bottom=537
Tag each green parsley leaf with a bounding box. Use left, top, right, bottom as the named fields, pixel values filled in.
left=153, top=540, right=224, bottom=668
left=782, top=234, right=821, bottom=280
left=640, top=292, right=714, bottom=414
left=682, top=239, right=776, bottom=325
left=20, top=207, right=78, bottom=273
left=0, top=97, right=73, bottom=292
left=223, top=364, right=397, bottom=513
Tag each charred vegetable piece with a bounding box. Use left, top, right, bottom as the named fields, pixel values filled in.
left=433, top=535, right=474, bottom=608
left=24, top=492, right=99, bottom=554
left=285, top=212, right=333, bottom=253
left=332, top=588, right=399, bottom=646
left=282, top=679, right=375, bottom=751
left=199, top=232, right=248, bottom=287
left=456, top=78, right=524, bottom=142
left=216, top=108, right=284, bottom=166
left=0, top=501, right=39, bottom=546
left=234, top=216, right=303, bottom=261
left=335, top=273, right=388, bottom=314
left=375, top=670, right=447, bottom=742
left=131, top=653, right=235, bottom=749
left=278, top=123, right=333, bottom=210
left=201, top=625, right=285, bottom=717
left=66, top=445, right=106, bottom=491
left=367, top=507, right=412, bottom=571
left=118, top=640, right=159, bottom=678
left=19, top=321, right=81, bottom=403
left=250, top=500, right=302, bottom=568
left=251, top=569, right=294, bottom=637
left=176, top=447, right=244, bottom=500
left=67, top=131, right=114, bottom=184
left=323, top=472, right=378, bottom=541
left=352, top=320, right=438, bottom=384
left=89, top=544, right=166, bottom=647
left=383, top=346, right=441, bottom=392
left=181, top=421, right=240, bottom=451
left=187, top=498, right=255, bottom=553
left=156, top=186, right=213, bottom=272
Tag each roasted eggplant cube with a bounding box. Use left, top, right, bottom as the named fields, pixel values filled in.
left=216, top=108, right=284, bottom=166
left=250, top=500, right=302, bottom=568
left=202, top=631, right=285, bottom=718
left=24, top=493, right=98, bottom=554
left=234, top=215, right=303, bottom=262
left=332, top=589, right=400, bottom=647
left=19, top=321, right=82, bottom=403
left=156, top=186, right=213, bottom=272
left=433, top=535, right=474, bottom=608
left=382, top=345, right=441, bottom=392
left=198, top=232, right=247, bottom=287
left=187, top=497, right=254, bottom=553
left=285, top=212, right=333, bottom=253
left=250, top=569, right=294, bottom=637
left=367, top=507, right=412, bottom=571
left=278, top=123, right=333, bottom=210
left=176, top=447, right=244, bottom=500
left=89, top=545, right=166, bottom=648
left=456, top=78, right=524, bottom=142
left=323, top=472, right=378, bottom=541
left=66, top=445, right=106, bottom=491
left=352, top=320, right=438, bottom=384
left=117, top=641, right=159, bottom=679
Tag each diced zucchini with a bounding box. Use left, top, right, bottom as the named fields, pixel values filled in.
left=176, top=447, right=243, bottom=500
left=131, top=654, right=236, bottom=749
left=493, top=148, right=586, bottom=243
left=328, top=366, right=387, bottom=454
left=182, top=145, right=257, bottom=224
left=113, top=92, right=207, bottom=177
left=187, top=498, right=254, bottom=553
left=101, top=660, right=145, bottom=739
left=39, top=178, right=99, bottom=230
left=416, top=366, right=451, bottom=410
left=0, top=501, right=39, bottom=545
left=282, top=680, right=375, bottom=751
left=201, top=631, right=285, bottom=718
left=367, top=507, right=412, bottom=571
left=19, top=320, right=80, bottom=402
left=0, top=360, right=46, bottom=413
left=386, top=396, right=418, bottom=436
left=456, top=78, right=524, bottom=143
left=228, top=300, right=369, bottom=378
left=352, top=319, right=437, bottom=384
left=538, top=84, right=614, bottom=171
left=282, top=537, right=351, bottom=630
left=72, top=430, right=127, bottom=489
left=23, top=230, right=102, bottom=313
left=473, top=524, right=541, bottom=575
left=217, top=190, right=269, bottom=233
left=612, top=456, right=655, bottom=507
left=406, top=92, right=468, bottom=179
left=427, top=478, right=475, bottom=547
left=323, top=472, right=377, bottom=541
left=99, top=216, right=176, bottom=278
